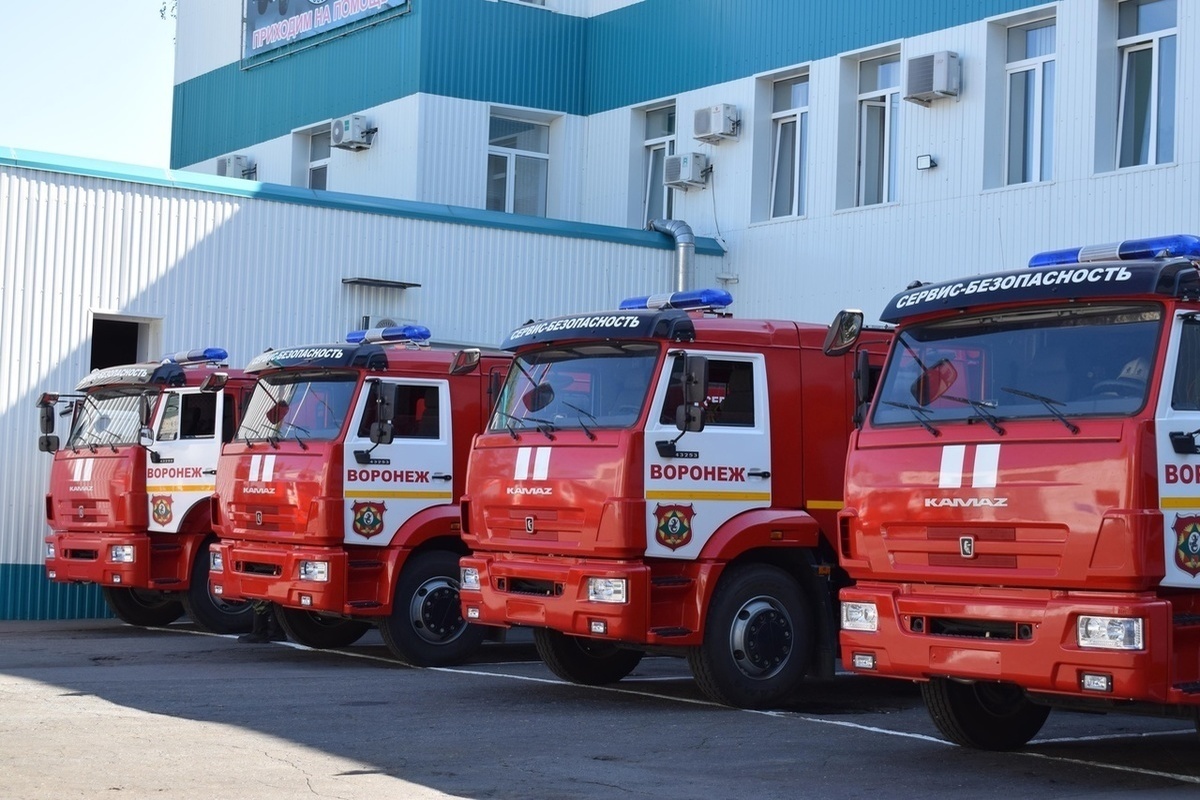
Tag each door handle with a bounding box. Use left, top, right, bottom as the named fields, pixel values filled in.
left=748, top=469, right=771, bottom=479
left=203, top=468, right=217, bottom=475
left=432, top=472, right=452, bottom=481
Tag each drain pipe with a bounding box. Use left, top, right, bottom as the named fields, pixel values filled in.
left=647, top=218, right=695, bottom=292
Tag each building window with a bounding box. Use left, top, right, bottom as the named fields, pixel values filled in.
left=643, top=105, right=676, bottom=224
left=309, top=131, right=330, bottom=190
left=1117, top=0, right=1176, bottom=168
left=770, top=75, right=809, bottom=218
left=1006, top=19, right=1055, bottom=184
left=487, top=116, right=549, bottom=216
left=857, top=54, right=900, bottom=206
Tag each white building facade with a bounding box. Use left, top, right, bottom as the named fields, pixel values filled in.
left=177, top=0, right=1198, bottom=326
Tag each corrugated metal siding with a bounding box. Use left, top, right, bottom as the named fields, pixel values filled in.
left=0, top=158, right=723, bottom=619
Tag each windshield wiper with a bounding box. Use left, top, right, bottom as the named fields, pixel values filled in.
left=1001, top=387, right=1080, bottom=434
left=944, top=395, right=1006, bottom=435
left=880, top=400, right=940, bottom=437
left=562, top=401, right=597, bottom=441
left=282, top=422, right=311, bottom=450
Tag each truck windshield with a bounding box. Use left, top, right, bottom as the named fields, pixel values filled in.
left=239, top=373, right=357, bottom=443
left=490, top=343, right=659, bottom=433
left=67, top=388, right=152, bottom=448
left=872, top=303, right=1163, bottom=428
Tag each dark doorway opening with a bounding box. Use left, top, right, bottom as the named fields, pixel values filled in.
left=91, top=319, right=141, bottom=370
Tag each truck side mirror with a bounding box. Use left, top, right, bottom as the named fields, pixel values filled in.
left=139, top=395, right=154, bottom=427
left=675, top=403, right=706, bottom=433
left=38, top=401, right=56, bottom=435
left=450, top=348, right=481, bottom=376
left=38, top=434, right=60, bottom=453
left=683, top=355, right=708, bottom=405
left=370, top=382, right=398, bottom=445
left=199, top=372, right=228, bottom=393
left=823, top=309, right=864, bottom=356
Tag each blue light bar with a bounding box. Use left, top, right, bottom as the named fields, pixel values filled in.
left=163, top=347, right=228, bottom=364
left=618, top=288, right=733, bottom=311
left=345, top=324, right=432, bottom=344
left=1029, top=234, right=1200, bottom=268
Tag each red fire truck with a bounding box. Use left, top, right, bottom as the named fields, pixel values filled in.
left=458, top=289, right=891, bottom=708
left=208, top=326, right=510, bottom=665
left=832, top=234, right=1200, bottom=749
left=39, top=348, right=255, bottom=632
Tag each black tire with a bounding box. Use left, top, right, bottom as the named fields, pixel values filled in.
left=180, top=539, right=254, bottom=634
left=378, top=550, right=486, bottom=666
left=921, top=678, right=1050, bottom=750
left=101, top=586, right=184, bottom=627
left=687, top=564, right=811, bottom=708
left=533, top=628, right=644, bottom=685
left=277, top=607, right=372, bottom=648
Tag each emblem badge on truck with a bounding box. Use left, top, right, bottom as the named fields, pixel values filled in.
left=525, top=516, right=535, bottom=533
left=959, top=536, right=975, bottom=559
left=255, top=510, right=263, bottom=526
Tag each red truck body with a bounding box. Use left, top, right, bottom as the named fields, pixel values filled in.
left=837, top=235, right=1200, bottom=748
left=460, top=291, right=891, bottom=707
left=40, top=349, right=256, bottom=632
left=209, top=329, right=510, bottom=664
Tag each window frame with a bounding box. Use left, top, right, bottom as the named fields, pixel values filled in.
left=308, top=130, right=331, bottom=191
left=769, top=75, right=810, bottom=219
left=1004, top=19, right=1056, bottom=185
left=487, top=115, right=550, bottom=216
left=642, top=104, right=677, bottom=225
left=1115, top=0, right=1177, bottom=168
left=856, top=54, right=900, bottom=207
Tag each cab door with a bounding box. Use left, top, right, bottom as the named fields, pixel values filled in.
left=1154, top=313, right=1200, bottom=588
left=643, top=352, right=772, bottom=559
left=147, top=388, right=224, bottom=533
left=342, top=380, right=454, bottom=546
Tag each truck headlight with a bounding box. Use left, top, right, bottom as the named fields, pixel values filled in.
left=586, top=577, right=627, bottom=603
left=45, top=542, right=55, bottom=560
left=109, top=545, right=135, bottom=563
left=841, top=601, right=878, bottom=632
left=299, top=560, right=329, bottom=582
left=209, top=551, right=223, bottom=573
left=460, top=567, right=480, bottom=591
left=1077, top=616, right=1143, bottom=650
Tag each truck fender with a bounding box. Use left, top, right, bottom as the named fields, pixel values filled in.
left=379, top=504, right=468, bottom=591
left=696, top=508, right=823, bottom=563
left=161, top=501, right=216, bottom=589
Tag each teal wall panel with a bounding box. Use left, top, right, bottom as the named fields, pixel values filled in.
left=0, top=565, right=108, bottom=621
left=173, top=0, right=1046, bottom=168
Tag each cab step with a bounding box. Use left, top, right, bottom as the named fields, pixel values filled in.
left=1172, top=614, right=1200, bottom=627
left=1173, top=681, right=1200, bottom=694
left=649, top=626, right=691, bottom=637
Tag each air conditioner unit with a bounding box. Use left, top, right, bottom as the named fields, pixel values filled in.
left=216, top=154, right=251, bottom=179
left=694, top=104, right=739, bottom=143
left=904, top=51, right=961, bottom=106
left=664, top=153, right=709, bottom=190
left=331, top=115, right=373, bottom=150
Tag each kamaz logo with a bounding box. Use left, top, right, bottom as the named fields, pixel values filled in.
left=924, top=497, right=1009, bottom=508
left=506, top=487, right=553, bottom=496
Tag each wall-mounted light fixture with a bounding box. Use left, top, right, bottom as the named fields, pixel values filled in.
left=916, top=154, right=937, bottom=170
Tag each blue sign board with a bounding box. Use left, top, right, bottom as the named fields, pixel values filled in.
left=243, top=0, right=409, bottom=60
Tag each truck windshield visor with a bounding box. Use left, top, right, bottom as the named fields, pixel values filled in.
left=490, top=343, right=659, bottom=433
left=871, top=303, right=1163, bottom=427
left=68, top=387, right=153, bottom=448
left=239, top=372, right=357, bottom=443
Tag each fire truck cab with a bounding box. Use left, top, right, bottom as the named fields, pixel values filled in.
left=40, top=348, right=256, bottom=632
left=459, top=289, right=891, bottom=708
left=833, top=234, right=1200, bottom=749
left=208, top=326, right=510, bottom=666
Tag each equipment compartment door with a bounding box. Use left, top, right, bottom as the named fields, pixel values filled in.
left=342, top=380, right=453, bottom=547
left=1154, top=313, right=1200, bottom=588
left=643, top=353, right=771, bottom=560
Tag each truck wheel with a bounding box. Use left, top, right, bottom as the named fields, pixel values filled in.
left=277, top=608, right=372, bottom=648
left=687, top=564, right=811, bottom=708
left=379, top=551, right=486, bottom=666
left=180, top=540, right=254, bottom=634
left=921, top=678, right=1050, bottom=750
left=533, top=628, right=644, bottom=685
left=101, top=587, right=184, bottom=627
